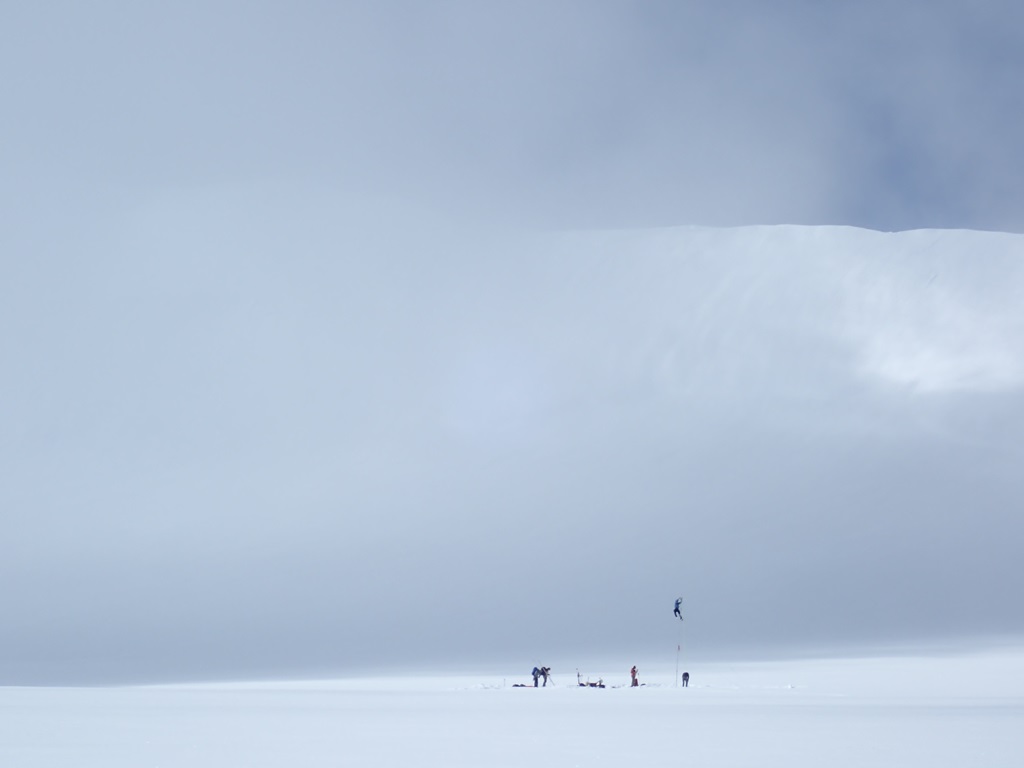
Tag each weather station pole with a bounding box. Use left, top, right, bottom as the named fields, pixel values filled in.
left=675, top=643, right=680, bottom=687
left=673, top=596, right=684, bottom=687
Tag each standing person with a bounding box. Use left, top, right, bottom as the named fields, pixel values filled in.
left=630, top=665, right=639, bottom=687
left=681, top=671, right=689, bottom=687
left=541, top=667, right=551, bottom=687
left=532, top=667, right=541, bottom=687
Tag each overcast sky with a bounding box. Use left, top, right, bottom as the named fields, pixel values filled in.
left=2, top=2, right=1023, bottom=684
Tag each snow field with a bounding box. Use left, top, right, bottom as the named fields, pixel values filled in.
left=2, top=651, right=1022, bottom=767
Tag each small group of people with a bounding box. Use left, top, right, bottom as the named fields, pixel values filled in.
left=524, top=665, right=688, bottom=688
left=531, top=666, right=551, bottom=687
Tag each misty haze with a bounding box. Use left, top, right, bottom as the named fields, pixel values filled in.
left=2, top=3, right=1022, bottom=766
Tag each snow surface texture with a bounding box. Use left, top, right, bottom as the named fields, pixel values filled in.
left=3, top=650, right=1022, bottom=767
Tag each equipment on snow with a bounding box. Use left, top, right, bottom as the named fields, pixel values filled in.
left=576, top=669, right=605, bottom=688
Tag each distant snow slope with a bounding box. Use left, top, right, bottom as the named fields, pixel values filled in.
left=539, top=225, right=1024, bottom=399
left=3, top=222, right=1022, bottom=684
